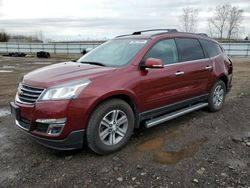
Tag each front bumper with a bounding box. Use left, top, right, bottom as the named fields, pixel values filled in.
left=10, top=101, right=85, bottom=150
left=16, top=119, right=85, bottom=150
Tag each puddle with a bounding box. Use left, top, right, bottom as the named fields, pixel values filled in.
left=138, top=127, right=184, bottom=151
left=2, top=66, right=15, bottom=69
left=154, top=138, right=208, bottom=164
left=137, top=127, right=208, bottom=164
left=138, top=136, right=165, bottom=151
left=0, top=109, right=11, bottom=117
left=0, top=70, right=13, bottom=73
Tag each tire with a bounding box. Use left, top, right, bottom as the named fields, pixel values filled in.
left=86, top=99, right=134, bottom=155
left=208, top=80, right=226, bottom=112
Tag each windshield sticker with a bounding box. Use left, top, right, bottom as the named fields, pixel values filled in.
left=129, top=40, right=147, bottom=44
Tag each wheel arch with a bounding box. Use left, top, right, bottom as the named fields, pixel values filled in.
left=218, top=74, right=228, bottom=91
left=86, top=91, right=140, bottom=129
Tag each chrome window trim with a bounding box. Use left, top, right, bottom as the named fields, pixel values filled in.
left=164, top=57, right=210, bottom=67
left=209, top=53, right=221, bottom=60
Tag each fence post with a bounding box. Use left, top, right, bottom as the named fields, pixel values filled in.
left=247, top=43, right=250, bottom=57
left=67, top=43, right=69, bottom=55
left=6, top=43, right=8, bottom=53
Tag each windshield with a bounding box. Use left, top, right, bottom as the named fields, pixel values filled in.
left=77, top=39, right=149, bottom=67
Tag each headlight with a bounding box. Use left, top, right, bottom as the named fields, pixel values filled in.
left=39, top=79, right=91, bottom=101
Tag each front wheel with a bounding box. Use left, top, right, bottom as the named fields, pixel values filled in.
left=208, top=80, right=226, bottom=112
left=86, top=99, right=134, bottom=155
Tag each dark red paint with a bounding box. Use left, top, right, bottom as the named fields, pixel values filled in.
left=14, top=33, right=233, bottom=140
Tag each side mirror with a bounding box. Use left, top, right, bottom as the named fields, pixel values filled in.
left=143, top=58, right=164, bottom=69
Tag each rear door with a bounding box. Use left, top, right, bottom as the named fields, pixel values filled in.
left=199, top=39, right=225, bottom=92
left=173, top=37, right=213, bottom=99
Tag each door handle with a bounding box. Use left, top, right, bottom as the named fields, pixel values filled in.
left=205, top=65, right=213, bottom=70
left=175, top=71, right=184, bottom=76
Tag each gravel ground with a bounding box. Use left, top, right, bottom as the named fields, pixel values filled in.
left=0, top=56, right=249, bottom=188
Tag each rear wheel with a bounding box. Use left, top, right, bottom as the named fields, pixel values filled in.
left=86, top=99, right=134, bottom=155
left=208, top=80, right=226, bottom=112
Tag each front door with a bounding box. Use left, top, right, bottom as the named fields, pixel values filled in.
left=138, top=38, right=186, bottom=112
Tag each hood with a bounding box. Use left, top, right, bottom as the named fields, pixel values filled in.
left=23, top=62, right=116, bottom=88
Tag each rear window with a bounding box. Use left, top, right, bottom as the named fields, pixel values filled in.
left=175, top=38, right=205, bottom=62
left=200, top=39, right=222, bottom=58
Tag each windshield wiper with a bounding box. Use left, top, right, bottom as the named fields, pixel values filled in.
left=80, top=61, right=106, bottom=67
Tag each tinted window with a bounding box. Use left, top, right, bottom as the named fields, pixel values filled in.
left=200, top=39, right=222, bottom=57
left=175, top=38, right=205, bottom=62
left=144, top=39, right=178, bottom=64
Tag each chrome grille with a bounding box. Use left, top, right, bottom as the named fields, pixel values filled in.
left=17, top=83, right=45, bottom=105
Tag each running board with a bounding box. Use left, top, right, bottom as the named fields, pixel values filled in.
left=145, top=103, right=208, bottom=128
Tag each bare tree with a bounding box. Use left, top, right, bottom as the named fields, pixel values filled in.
left=208, top=21, right=214, bottom=38
left=227, top=6, right=243, bottom=40
left=208, top=4, right=244, bottom=40
left=179, top=7, right=199, bottom=33
left=208, top=4, right=230, bottom=39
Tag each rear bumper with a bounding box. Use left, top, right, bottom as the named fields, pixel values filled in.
left=16, top=119, right=85, bottom=150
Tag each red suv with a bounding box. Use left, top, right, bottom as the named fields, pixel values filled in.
left=10, top=29, right=233, bottom=154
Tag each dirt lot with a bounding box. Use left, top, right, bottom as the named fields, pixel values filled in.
left=0, top=56, right=249, bottom=188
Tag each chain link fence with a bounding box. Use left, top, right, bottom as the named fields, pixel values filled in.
left=0, top=42, right=250, bottom=57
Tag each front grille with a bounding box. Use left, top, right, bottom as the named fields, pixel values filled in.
left=17, top=83, right=45, bottom=105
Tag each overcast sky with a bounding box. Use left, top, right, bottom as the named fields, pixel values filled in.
left=0, top=0, right=249, bottom=41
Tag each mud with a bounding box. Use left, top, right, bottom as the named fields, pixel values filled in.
left=138, top=127, right=208, bottom=164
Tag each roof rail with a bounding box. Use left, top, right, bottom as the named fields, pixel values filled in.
left=132, top=29, right=178, bottom=35
left=115, top=29, right=178, bottom=38
left=197, top=33, right=208, bottom=37
left=115, top=34, right=132, bottom=38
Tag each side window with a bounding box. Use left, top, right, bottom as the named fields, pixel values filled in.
left=144, top=39, right=178, bottom=64
left=175, top=38, right=205, bottom=62
left=200, top=39, right=222, bottom=58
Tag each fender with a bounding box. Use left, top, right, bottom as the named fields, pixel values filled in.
left=84, top=89, right=141, bottom=128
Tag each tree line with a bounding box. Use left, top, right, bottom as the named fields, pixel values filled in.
left=179, top=4, right=245, bottom=40
left=0, top=32, right=9, bottom=42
